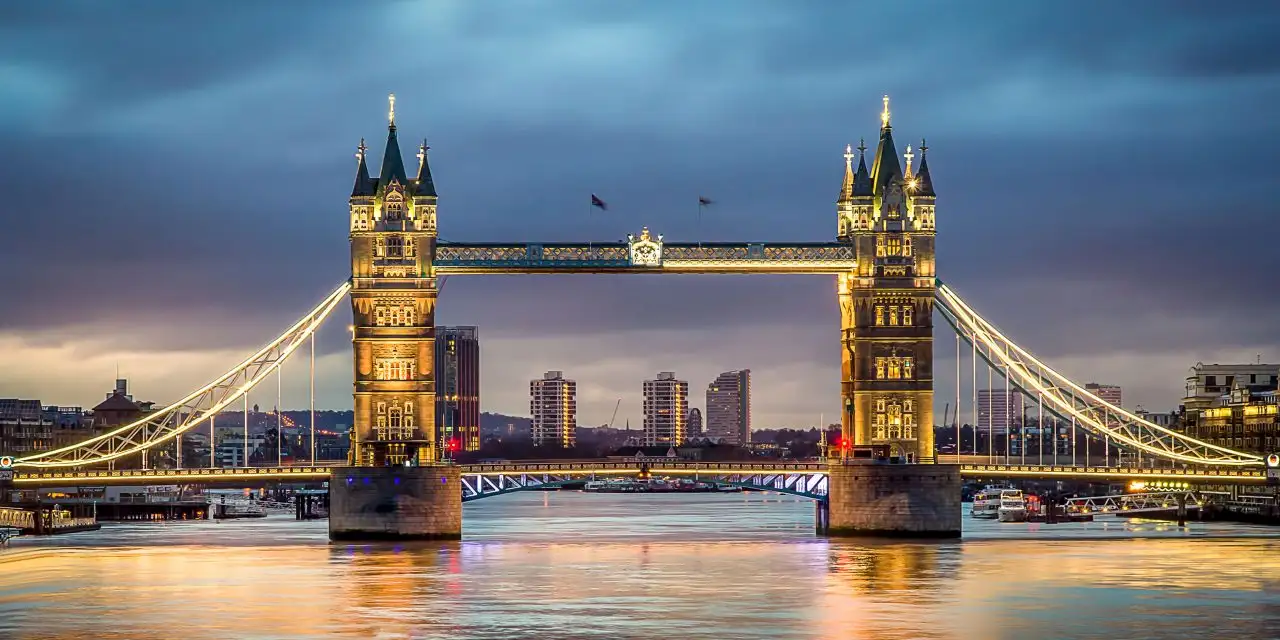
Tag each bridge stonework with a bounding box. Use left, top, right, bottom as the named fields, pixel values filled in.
left=836, top=99, right=936, bottom=463
left=329, top=466, right=462, bottom=540
left=825, top=462, right=961, bottom=537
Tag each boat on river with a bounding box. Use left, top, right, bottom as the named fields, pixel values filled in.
left=970, top=487, right=1003, bottom=519
left=997, top=489, right=1028, bottom=522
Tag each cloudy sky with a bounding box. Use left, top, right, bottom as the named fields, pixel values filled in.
left=2, top=1, right=1278, bottom=429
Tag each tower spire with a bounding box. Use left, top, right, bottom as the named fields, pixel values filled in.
left=377, top=95, right=408, bottom=190
left=852, top=138, right=872, bottom=197
left=414, top=138, right=437, bottom=197
left=871, top=97, right=902, bottom=193
left=839, top=144, right=855, bottom=201
left=914, top=138, right=935, bottom=197
left=351, top=138, right=374, bottom=197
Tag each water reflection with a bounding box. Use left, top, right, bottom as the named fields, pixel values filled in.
left=0, top=493, right=1277, bottom=639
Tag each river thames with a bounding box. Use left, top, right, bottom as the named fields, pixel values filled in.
left=2, top=492, right=1278, bottom=639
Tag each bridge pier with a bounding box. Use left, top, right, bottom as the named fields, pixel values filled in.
left=329, top=465, right=461, bottom=541
left=824, top=461, right=961, bottom=538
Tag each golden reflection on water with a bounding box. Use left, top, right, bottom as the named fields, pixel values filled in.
left=0, top=494, right=1278, bottom=640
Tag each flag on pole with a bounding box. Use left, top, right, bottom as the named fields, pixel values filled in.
left=590, top=194, right=608, bottom=211
left=698, top=196, right=713, bottom=207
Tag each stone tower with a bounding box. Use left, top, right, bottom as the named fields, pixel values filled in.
left=836, top=96, right=937, bottom=462
left=348, top=94, right=440, bottom=466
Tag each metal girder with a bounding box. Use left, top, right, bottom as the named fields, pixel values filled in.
left=936, top=281, right=1263, bottom=467
left=13, top=284, right=351, bottom=469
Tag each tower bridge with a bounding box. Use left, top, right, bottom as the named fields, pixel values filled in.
left=5, top=95, right=1269, bottom=540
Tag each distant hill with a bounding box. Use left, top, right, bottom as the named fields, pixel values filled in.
left=481, top=412, right=531, bottom=437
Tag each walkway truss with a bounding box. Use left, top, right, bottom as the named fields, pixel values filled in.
left=13, top=283, right=351, bottom=469
left=935, top=281, right=1262, bottom=468
left=460, top=464, right=829, bottom=502
left=10, top=277, right=1264, bottom=471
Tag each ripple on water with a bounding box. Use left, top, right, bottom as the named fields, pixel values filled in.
left=1, top=492, right=1278, bottom=640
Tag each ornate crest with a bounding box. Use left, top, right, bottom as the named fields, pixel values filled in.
left=627, top=227, right=663, bottom=267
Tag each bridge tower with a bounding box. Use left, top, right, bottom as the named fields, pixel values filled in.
left=331, top=95, right=461, bottom=541
left=836, top=96, right=937, bottom=463
left=348, top=94, right=440, bottom=467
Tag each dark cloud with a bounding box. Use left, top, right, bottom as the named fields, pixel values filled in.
left=2, top=2, right=1279, bottom=417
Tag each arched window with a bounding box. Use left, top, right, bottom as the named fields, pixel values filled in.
left=403, top=306, right=415, bottom=326
left=902, top=305, right=913, bottom=326
left=874, top=305, right=885, bottom=326
left=387, top=236, right=403, bottom=257
left=903, top=358, right=914, bottom=379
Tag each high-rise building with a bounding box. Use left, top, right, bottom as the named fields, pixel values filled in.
left=530, top=371, right=576, bottom=448
left=687, top=408, right=703, bottom=440
left=643, top=372, right=688, bottom=445
left=706, top=369, right=751, bottom=445
left=348, top=96, right=440, bottom=466
left=1085, top=383, right=1122, bottom=409
left=435, top=326, right=480, bottom=453
left=836, top=97, right=937, bottom=462
left=977, top=389, right=1026, bottom=435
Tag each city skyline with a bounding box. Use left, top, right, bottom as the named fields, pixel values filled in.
left=2, top=3, right=1279, bottom=430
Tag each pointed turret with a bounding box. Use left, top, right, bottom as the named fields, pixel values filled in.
left=377, top=93, right=408, bottom=192
left=351, top=138, right=374, bottom=197
left=838, top=144, right=855, bottom=202
left=913, top=139, right=935, bottom=197
left=871, top=95, right=903, bottom=194
left=853, top=138, right=873, bottom=197
left=412, top=139, right=437, bottom=198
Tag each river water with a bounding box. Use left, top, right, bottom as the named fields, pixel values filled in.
left=2, top=492, right=1279, bottom=639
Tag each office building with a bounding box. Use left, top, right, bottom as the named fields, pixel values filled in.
left=1084, top=383, right=1122, bottom=409
left=643, top=372, right=689, bottom=445
left=0, top=399, right=53, bottom=457
left=530, top=371, right=576, bottom=447
left=977, top=389, right=1025, bottom=435
left=706, top=369, right=751, bottom=445
left=1182, top=363, right=1279, bottom=413
left=435, top=326, right=480, bottom=453
left=1182, top=362, right=1280, bottom=454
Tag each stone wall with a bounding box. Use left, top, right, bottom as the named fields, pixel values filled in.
left=329, top=465, right=461, bottom=540
left=826, top=462, right=961, bottom=537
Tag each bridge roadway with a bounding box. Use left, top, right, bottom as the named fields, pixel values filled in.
left=10, top=459, right=1267, bottom=488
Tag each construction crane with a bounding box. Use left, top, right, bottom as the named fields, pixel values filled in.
left=606, top=399, right=622, bottom=429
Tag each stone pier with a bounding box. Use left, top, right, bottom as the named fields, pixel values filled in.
left=825, top=461, right=961, bottom=537
left=329, top=465, right=461, bottom=541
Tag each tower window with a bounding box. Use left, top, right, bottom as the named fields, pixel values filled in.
left=874, top=305, right=885, bottom=326
left=374, top=358, right=415, bottom=381
left=888, top=306, right=900, bottom=326
left=876, top=236, right=885, bottom=257
left=387, top=236, right=403, bottom=258
left=902, top=305, right=913, bottom=326
left=887, top=237, right=902, bottom=257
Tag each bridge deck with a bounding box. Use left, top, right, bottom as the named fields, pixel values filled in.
left=10, top=461, right=1267, bottom=487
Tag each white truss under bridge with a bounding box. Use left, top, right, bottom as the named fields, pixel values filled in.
left=1064, top=491, right=1207, bottom=515
left=459, top=468, right=829, bottom=502
left=935, top=281, right=1263, bottom=468
left=13, top=283, right=351, bottom=469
